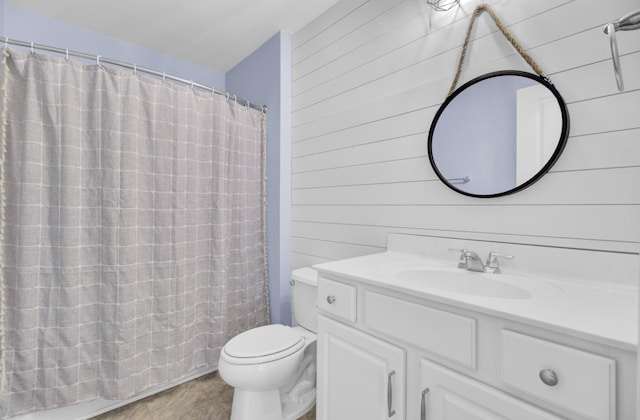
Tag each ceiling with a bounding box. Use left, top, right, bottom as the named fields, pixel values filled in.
left=6, top=0, right=342, bottom=73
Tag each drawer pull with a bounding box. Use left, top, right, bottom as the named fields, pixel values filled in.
left=387, top=370, right=396, bottom=417
left=420, top=387, right=430, bottom=420
left=326, top=295, right=336, bottom=304
left=539, top=368, right=558, bottom=386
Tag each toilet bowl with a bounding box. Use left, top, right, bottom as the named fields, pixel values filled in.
left=218, top=268, right=318, bottom=420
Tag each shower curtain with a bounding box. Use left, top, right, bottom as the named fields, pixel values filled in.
left=0, top=48, right=269, bottom=417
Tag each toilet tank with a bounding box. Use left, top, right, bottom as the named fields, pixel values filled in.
left=291, top=267, right=318, bottom=333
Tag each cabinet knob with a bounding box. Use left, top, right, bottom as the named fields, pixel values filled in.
left=539, top=369, right=558, bottom=386
left=326, top=295, right=336, bottom=304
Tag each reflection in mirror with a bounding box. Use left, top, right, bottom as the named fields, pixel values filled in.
left=428, top=71, right=569, bottom=198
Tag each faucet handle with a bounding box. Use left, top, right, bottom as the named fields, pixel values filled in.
left=485, top=252, right=514, bottom=273
left=448, top=248, right=469, bottom=268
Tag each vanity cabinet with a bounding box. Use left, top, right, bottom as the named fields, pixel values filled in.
left=316, top=316, right=405, bottom=420
left=315, top=273, right=636, bottom=420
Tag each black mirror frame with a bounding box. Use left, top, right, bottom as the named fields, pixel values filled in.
left=427, top=70, right=570, bottom=198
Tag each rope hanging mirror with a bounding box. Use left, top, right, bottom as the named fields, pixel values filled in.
left=446, top=3, right=547, bottom=96
left=427, top=4, right=571, bottom=198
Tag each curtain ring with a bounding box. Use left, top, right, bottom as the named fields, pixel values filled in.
left=133, top=63, right=137, bottom=75
left=96, top=55, right=101, bottom=66
left=65, top=48, right=69, bottom=61
left=226, top=92, right=230, bottom=100
left=30, top=42, right=34, bottom=54
left=4, top=38, right=9, bottom=48
left=162, top=72, right=166, bottom=82
left=190, top=80, right=194, bottom=90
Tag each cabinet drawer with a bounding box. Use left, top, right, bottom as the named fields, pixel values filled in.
left=365, top=291, right=476, bottom=369
left=501, top=330, right=615, bottom=420
left=318, top=277, right=357, bottom=322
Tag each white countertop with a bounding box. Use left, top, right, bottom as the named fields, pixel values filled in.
left=314, top=251, right=638, bottom=352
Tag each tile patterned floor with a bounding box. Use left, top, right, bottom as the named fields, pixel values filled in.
left=91, top=372, right=316, bottom=420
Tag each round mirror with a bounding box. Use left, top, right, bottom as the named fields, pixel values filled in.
left=428, top=70, right=570, bottom=198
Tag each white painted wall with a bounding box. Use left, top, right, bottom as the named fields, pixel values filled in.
left=290, top=0, right=640, bottom=282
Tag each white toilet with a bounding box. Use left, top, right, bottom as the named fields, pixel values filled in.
left=218, top=267, right=318, bottom=420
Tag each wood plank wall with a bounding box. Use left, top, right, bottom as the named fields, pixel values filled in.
left=290, top=0, right=640, bottom=276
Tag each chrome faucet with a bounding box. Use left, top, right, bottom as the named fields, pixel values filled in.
left=450, top=248, right=470, bottom=269
left=484, top=251, right=514, bottom=274
left=449, top=249, right=513, bottom=274
left=464, top=250, right=486, bottom=272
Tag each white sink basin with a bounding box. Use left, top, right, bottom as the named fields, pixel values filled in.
left=396, top=268, right=532, bottom=299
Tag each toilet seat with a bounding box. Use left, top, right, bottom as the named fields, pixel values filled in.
left=222, top=325, right=305, bottom=365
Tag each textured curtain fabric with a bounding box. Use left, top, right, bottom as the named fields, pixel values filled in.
left=0, top=48, right=268, bottom=417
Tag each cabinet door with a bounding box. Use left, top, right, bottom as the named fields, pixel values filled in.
left=317, top=315, right=405, bottom=420
left=419, top=359, right=563, bottom=420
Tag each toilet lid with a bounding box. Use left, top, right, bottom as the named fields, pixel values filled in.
left=223, top=325, right=304, bottom=363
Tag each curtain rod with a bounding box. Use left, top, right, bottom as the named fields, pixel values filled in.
left=0, top=37, right=267, bottom=113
